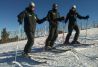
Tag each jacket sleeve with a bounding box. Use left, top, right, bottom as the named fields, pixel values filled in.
left=36, top=15, right=46, bottom=24
left=65, top=13, right=69, bottom=24
left=55, top=12, right=65, bottom=21
left=46, top=11, right=52, bottom=21
left=77, top=12, right=87, bottom=19
left=37, top=11, right=51, bottom=24
left=55, top=17, right=65, bottom=21
left=17, top=11, right=26, bottom=24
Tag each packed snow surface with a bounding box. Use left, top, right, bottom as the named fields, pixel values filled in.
left=0, top=28, right=98, bottom=67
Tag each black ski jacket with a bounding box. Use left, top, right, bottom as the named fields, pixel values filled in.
left=46, top=10, right=61, bottom=28
left=17, top=7, right=45, bottom=32
left=65, top=10, right=87, bottom=26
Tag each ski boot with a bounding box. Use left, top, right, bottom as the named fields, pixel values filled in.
left=22, top=52, right=30, bottom=58
left=44, top=46, right=56, bottom=51
left=71, top=41, right=80, bottom=44
left=63, top=41, right=70, bottom=45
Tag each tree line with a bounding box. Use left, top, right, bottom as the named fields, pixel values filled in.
left=0, top=23, right=98, bottom=44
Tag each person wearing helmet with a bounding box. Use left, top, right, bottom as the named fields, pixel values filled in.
left=44, top=3, right=64, bottom=50
left=17, top=2, right=46, bottom=56
left=64, top=5, right=89, bottom=44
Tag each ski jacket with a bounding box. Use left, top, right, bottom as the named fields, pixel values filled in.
left=46, top=10, right=60, bottom=28
left=65, top=9, right=87, bottom=26
left=17, top=7, right=45, bottom=32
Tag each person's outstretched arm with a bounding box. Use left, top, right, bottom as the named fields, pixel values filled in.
left=77, top=12, right=89, bottom=20
left=17, top=11, right=25, bottom=25
left=36, top=11, right=51, bottom=24
left=55, top=16, right=65, bottom=21
left=53, top=12, right=65, bottom=22
left=36, top=15, right=47, bottom=24
left=65, top=13, right=69, bottom=24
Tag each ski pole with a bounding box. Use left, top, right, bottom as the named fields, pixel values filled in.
left=63, top=23, right=65, bottom=43
left=85, top=19, right=88, bottom=44
left=12, top=25, right=23, bottom=67
left=16, top=25, right=22, bottom=61
left=44, top=22, right=47, bottom=36
left=62, top=19, right=66, bottom=44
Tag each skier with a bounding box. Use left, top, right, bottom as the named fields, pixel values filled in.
left=17, top=2, right=45, bottom=56
left=44, top=3, right=64, bottom=50
left=63, top=5, right=89, bottom=44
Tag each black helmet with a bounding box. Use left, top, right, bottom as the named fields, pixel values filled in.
left=52, top=3, right=58, bottom=10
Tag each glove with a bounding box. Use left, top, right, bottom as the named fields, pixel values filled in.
left=85, top=15, right=89, bottom=19
left=61, top=16, right=65, bottom=20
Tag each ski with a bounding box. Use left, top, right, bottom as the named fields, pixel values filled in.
left=48, top=48, right=72, bottom=54
left=54, top=43, right=95, bottom=48
left=43, top=46, right=72, bottom=53
left=70, top=43, right=95, bottom=48
left=30, top=57, right=47, bottom=64
left=16, top=53, right=47, bottom=64
left=70, top=43, right=95, bottom=45
left=29, top=54, right=48, bottom=60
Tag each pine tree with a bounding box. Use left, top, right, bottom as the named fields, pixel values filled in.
left=1, top=28, right=9, bottom=43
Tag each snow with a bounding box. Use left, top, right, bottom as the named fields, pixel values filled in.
left=0, top=28, right=98, bottom=67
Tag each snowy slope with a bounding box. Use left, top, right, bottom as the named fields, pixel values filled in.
left=0, top=28, right=98, bottom=67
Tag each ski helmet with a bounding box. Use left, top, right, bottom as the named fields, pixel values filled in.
left=52, top=3, right=58, bottom=10
left=53, top=3, right=58, bottom=7
left=29, top=2, right=35, bottom=7
left=72, top=5, right=76, bottom=9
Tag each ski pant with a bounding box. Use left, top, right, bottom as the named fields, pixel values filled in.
left=24, top=31, right=34, bottom=54
left=45, top=26, right=58, bottom=47
left=64, top=24, right=80, bottom=43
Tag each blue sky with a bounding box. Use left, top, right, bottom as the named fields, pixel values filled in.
left=0, top=0, right=98, bottom=31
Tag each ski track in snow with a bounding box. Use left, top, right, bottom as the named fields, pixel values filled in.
left=0, top=28, right=98, bottom=67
